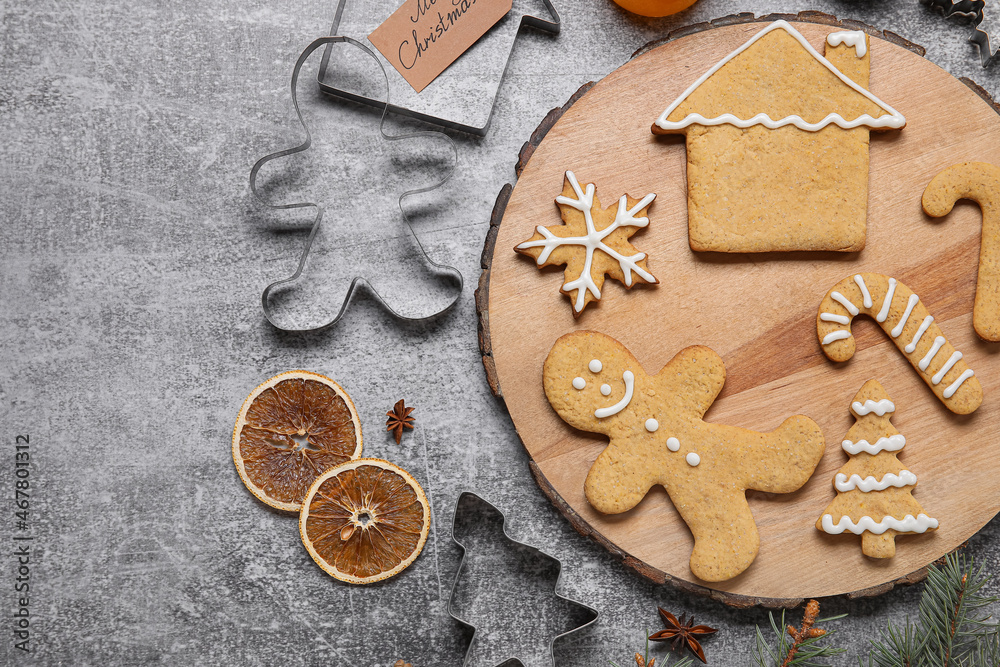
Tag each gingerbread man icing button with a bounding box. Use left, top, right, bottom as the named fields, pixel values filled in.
left=542, top=331, right=826, bottom=582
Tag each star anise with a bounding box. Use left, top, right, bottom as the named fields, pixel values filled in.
left=386, top=399, right=415, bottom=444
left=648, top=608, right=717, bottom=664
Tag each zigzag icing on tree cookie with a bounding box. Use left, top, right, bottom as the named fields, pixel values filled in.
left=821, top=513, right=937, bottom=535
left=835, top=470, right=916, bottom=493
left=842, top=434, right=905, bottom=456
left=851, top=399, right=894, bottom=416
left=817, top=273, right=983, bottom=414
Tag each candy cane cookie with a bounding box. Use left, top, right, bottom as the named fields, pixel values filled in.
left=922, top=162, right=1000, bottom=341
left=817, top=273, right=983, bottom=414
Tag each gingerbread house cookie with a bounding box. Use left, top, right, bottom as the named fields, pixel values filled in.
left=651, top=21, right=905, bottom=253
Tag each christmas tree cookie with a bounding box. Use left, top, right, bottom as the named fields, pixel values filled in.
left=817, top=379, right=938, bottom=558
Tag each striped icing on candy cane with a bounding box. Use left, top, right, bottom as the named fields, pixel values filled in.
left=890, top=294, right=919, bottom=338
left=932, top=351, right=962, bottom=385
left=945, top=370, right=975, bottom=398
left=876, top=277, right=896, bottom=322
left=905, top=316, right=933, bottom=354
left=823, top=330, right=851, bottom=344
left=854, top=274, right=873, bottom=308
left=830, top=291, right=859, bottom=316
left=820, top=312, right=850, bottom=325
left=817, top=273, right=982, bottom=414
left=919, top=336, right=946, bottom=372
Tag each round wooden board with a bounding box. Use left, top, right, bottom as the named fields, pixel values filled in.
left=478, top=14, right=1000, bottom=606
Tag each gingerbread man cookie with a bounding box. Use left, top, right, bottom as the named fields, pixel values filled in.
left=543, top=331, right=826, bottom=582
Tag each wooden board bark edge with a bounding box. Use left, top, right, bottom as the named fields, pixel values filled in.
left=474, top=10, right=998, bottom=608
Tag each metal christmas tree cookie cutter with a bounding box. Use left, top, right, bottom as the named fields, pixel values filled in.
left=447, top=491, right=600, bottom=667
left=317, top=0, right=561, bottom=135
left=249, top=36, right=464, bottom=333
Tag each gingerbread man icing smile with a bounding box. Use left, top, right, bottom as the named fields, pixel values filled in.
left=543, top=331, right=826, bottom=582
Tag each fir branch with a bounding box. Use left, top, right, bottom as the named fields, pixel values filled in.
left=965, top=626, right=1000, bottom=667
left=919, top=552, right=996, bottom=665
left=753, top=601, right=846, bottom=667
left=859, top=619, right=920, bottom=667
left=863, top=551, right=998, bottom=667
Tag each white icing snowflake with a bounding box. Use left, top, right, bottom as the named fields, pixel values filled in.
left=515, top=171, right=656, bottom=314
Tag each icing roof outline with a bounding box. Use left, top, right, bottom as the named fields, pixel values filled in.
left=652, top=20, right=906, bottom=132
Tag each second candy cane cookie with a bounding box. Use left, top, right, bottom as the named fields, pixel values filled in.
left=817, top=273, right=983, bottom=414
left=922, top=162, right=1000, bottom=341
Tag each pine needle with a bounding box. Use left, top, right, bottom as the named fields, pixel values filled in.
left=862, top=551, right=998, bottom=667
left=752, top=601, right=846, bottom=666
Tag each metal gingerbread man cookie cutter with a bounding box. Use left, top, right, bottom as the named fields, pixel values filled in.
left=250, top=36, right=463, bottom=333
left=448, top=491, right=600, bottom=667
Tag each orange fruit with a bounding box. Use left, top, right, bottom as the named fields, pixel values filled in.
left=299, top=458, right=430, bottom=584
left=232, top=371, right=362, bottom=511
left=609, top=0, right=697, bottom=17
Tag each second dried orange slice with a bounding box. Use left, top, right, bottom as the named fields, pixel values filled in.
left=300, top=458, right=430, bottom=584
left=233, top=371, right=362, bottom=511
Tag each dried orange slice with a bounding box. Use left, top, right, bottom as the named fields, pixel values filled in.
left=300, top=458, right=430, bottom=584
left=233, top=371, right=362, bottom=511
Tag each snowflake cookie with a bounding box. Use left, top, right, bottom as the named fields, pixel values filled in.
left=515, top=171, right=657, bottom=317
left=542, top=330, right=826, bottom=582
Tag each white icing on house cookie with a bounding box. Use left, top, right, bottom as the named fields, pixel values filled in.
left=826, top=30, right=867, bottom=58
left=653, top=21, right=903, bottom=133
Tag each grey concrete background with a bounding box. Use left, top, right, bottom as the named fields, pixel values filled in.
left=2, top=0, right=999, bottom=664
